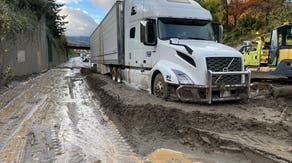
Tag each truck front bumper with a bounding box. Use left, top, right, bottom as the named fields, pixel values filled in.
left=176, top=70, right=251, bottom=104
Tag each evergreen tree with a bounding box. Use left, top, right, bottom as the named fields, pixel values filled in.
left=46, top=0, right=67, bottom=38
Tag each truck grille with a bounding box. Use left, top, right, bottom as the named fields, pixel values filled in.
left=206, top=57, right=242, bottom=85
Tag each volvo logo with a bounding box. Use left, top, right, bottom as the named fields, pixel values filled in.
left=223, top=58, right=235, bottom=72
left=215, top=58, right=236, bottom=84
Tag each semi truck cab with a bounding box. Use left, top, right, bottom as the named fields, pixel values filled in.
left=90, top=0, right=251, bottom=104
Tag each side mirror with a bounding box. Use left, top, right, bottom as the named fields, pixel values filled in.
left=212, top=23, right=223, bottom=43
left=239, top=46, right=245, bottom=54
left=131, top=6, right=137, bottom=15
left=169, top=38, right=180, bottom=45
left=243, top=41, right=252, bottom=46
left=141, top=19, right=157, bottom=46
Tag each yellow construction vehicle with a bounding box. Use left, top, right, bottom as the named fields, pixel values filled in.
left=240, top=23, right=292, bottom=77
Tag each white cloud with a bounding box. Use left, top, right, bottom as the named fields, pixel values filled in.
left=90, top=0, right=116, bottom=9
left=56, top=0, right=83, bottom=4
left=59, top=7, right=98, bottom=36
left=92, top=15, right=103, bottom=23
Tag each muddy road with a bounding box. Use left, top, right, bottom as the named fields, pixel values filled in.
left=0, top=60, right=138, bottom=162
left=0, top=57, right=291, bottom=163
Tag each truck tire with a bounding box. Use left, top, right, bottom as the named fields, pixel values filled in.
left=153, top=73, right=169, bottom=99
left=112, top=67, right=117, bottom=81
left=117, top=67, right=122, bottom=83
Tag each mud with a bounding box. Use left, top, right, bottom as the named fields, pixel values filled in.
left=87, top=73, right=292, bottom=163
left=0, top=68, right=139, bottom=163
left=1, top=57, right=292, bottom=163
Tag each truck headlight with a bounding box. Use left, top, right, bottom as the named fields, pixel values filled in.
left=172, top=69, right=194, bottom=85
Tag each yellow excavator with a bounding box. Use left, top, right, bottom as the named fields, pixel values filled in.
left=240, top=23, right=292, bottom=78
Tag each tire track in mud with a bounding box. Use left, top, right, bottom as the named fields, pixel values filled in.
left=0, top=70, right=66, bottom=162
left=86, top=73, right=292, bottom=163
left=1, top=69, right=140, bottom=162
left=0, top=95, right=47, bottom=151
left=0, top=71, right=52, bottom=111
left=54, top=69, right=140, bottom=163
left=20, top=99, right=58, bottom=162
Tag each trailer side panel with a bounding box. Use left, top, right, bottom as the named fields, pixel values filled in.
left=90, top=1, right=124, bottom=73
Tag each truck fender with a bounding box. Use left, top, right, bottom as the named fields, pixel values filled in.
left=150, top=60, right=184, bottom=93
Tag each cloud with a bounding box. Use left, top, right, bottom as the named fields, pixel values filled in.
left=59, top=7, right=98, bottom=36
left=90, top=0, right=116, bottom=9
left=92, top=15, right=104, bottom=23
left=56, top=0, right=83, bottom=4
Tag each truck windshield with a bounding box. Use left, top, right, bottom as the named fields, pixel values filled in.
left=158, top=18, right=214, bottom=41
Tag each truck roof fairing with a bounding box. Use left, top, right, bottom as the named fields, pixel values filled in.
left=143, top=0, right=212, bottom=21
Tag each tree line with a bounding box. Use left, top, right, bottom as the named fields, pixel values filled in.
left=196, top=0, right=292, bottom=45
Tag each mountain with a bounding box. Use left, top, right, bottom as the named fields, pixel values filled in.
left=66, top=36, right=90, bottom=47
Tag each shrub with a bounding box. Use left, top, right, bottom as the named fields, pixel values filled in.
left=0, top=66, right=13, bottom=87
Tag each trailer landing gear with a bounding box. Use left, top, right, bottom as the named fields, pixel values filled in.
left=117, top=68, right=122, bottom=83
left=111, top=67, right=122, bottom=83
left=111, top=67, right=117, bottom=81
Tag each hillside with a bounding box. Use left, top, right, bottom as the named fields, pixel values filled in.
left=67, top=36, right=90, bottom=46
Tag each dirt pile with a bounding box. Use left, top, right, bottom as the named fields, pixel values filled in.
left=86, top=73, right=292, bottom=162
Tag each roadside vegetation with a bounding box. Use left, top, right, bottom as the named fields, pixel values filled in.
left=0, top=0, right=66, bottom=39
left=0, top=66, right=12, bottom=87
left=196, top=0, right=292, bottom=46
left=0, top=0, right=67, bottom=53
left=68, top=49, right=80, bottom=58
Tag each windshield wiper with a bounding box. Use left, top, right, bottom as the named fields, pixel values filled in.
left=186, top=37, right=207, bottom=40
left=162, top=37, right=184, bottom=40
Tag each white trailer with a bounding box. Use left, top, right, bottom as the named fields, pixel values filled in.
left=90, top=0, right=251, bottom=104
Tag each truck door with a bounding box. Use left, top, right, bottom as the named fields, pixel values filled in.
left=127, top=20, right=157, bottom=69
left=126, top=24, right=140, bottom=68
left=139, top=19, right=157, bottom=68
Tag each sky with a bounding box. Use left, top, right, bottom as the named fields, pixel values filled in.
left=57, top=0, right=116, bottom=36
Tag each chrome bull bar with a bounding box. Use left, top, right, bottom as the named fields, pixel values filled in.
left=176, top=70, right=251, bottom=104
left=207, top=70, right=251, bottom=104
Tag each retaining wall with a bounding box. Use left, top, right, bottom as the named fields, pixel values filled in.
left=0, top=16, right=67, bottom=77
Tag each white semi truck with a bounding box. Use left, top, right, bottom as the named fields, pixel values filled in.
left=90, top=0, right=251, bottom=104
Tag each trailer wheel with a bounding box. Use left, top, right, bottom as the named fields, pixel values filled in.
left=153, top=73, right=169, bottom=99
left=117, top=67, right=122, bottom=83
left=112, top=67, right=117, bottom=81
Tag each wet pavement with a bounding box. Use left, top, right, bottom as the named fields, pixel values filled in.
left=58, top=57, right=92, bottom=69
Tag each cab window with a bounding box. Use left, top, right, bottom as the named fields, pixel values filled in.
left=286, top=27, right=292, bottom=46
left=130, top=27, right=136, bottom=38
left=271, top=30, right=278, bottom=49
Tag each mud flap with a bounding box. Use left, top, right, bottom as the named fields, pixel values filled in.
left=270, top=60, right=292, bottom=77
